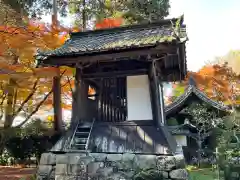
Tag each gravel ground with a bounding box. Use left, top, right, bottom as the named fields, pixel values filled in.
left=0, top=166, right=36, bottom=180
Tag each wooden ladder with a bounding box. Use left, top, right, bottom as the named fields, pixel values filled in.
left=69, top=119, right=95, bottom=152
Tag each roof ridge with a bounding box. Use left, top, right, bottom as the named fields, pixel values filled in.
left=165, top=84, right=230, bottom=114
left=35, top=15, right=187, bottom=62
left=70, top=16, right=185, bottom=38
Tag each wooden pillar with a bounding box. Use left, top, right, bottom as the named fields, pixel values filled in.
left=151, top=60, right=165, bottom=126
left=159, top=81, right=166, bottom=125
left=78, top=80, right=89, bottom=121
left=71, top=68, right=89, bottom=125
left=152, top=60, right=166, bottom=125
left=53, top=69, right=63, bottom=131
left=151, top=60, right=177, bottom=154
left=71, top=69, right=79, bottom=124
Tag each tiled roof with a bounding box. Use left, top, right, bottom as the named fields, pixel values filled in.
left=168, top=124, right=196, bottom=135
left=36, top=16, right=187, bottom=61
left=165, top=77, right=231, bottom=115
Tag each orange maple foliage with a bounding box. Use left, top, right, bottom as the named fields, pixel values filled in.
left=0, top=21, right=78, bottom=83
left=0, top=20, right=81, bottom=121
left=0, top=17, right=123, bottom=120
left=95, top=17, right=124, bottom=29
left=176, top=64, right=240, bottom=105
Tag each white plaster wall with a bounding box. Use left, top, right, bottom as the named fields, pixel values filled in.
left=127, top=75, right=153, bottom=121
left=174, top=135, right=187, bottom=146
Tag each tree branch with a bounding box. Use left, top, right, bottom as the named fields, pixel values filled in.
left=15, top=89, right=53, bottom=128
left=0, top=94, right=7, bottom=120
left=12, top=79, right=39, bottom=118
left=12, top=89, right=18, bottom=113
left=66, top=76, right=73, bottom=95
left=16, top=70, right=68, bottom=127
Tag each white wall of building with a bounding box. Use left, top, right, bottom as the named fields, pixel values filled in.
left=127, top=75, right=153, bottom=121
left=174, top=135, right=187, bottom=146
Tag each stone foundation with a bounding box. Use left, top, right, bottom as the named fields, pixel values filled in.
left=37, top=153, right=189, bottom=180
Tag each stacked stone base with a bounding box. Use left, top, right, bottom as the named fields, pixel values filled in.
left=37, top=152, right=189, bottom=180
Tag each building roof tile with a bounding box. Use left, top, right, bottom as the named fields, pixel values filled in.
left=36, top=16, right=187, bottom=61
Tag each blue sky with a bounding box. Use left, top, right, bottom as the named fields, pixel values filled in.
left=168, top=0, right=240, bottom=71
left=42, top=0, right=240, bottom=72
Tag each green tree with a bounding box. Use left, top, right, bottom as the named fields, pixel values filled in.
left=68, top=0, right=170, bottom=27
left=1, top=0, right=67, bottom=19
left=216, top=110, right=240, bottom=179
left=184, top=103, right=220, bottom=167
left=170, top=82, right=185, bottom=102
left=0, top=0, right=25, bottom=25
left=123, top=0, right=170, bottom=24
left=3, top=0, right=170, bottom=27
left=211, top=50, right=240, bottom=75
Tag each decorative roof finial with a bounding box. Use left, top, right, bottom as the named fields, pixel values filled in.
left=188, top=75, right=197, bottom=86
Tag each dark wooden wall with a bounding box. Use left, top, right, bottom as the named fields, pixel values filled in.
left=88, top=121, right=170, bottom=154
left=97, top=77, right=127, bottom=122
left=72, top=70, right=128, bottom=123
left=72, top=68, right=97, bottom=123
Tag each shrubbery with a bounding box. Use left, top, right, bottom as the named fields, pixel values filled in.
left=216, top=113, right=240, bottom=179
left=0, top=120, right=61, bottom=165
left=167, top=117, right=179, bottom=126
left=4, top=133, right=60, bottom=164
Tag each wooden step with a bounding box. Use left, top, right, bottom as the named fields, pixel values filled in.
left=75, top=132, right=89, bottom=138
left=75, top=132, right=89, bottom=134
left=77, top=127, right=91, bottom=132
left=75, top=143, right=86, bottom=146
left=78, top=122, right=92, bottom=127
left=71, top=144, right=86, bottom=150
left=69, top=120, right=94, bottom=152
left=74, top=138, right=88, bottom=144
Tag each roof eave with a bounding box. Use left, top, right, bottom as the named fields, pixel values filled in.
left=35, top=16, right=187, bottom=62
left=35, top=38, right=186, bottom=65
left=165, top=85, right=230, bottom=115
left=69, top=16, right=185, bottom=38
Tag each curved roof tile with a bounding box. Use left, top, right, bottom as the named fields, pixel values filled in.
left=165, top=79, right=231, bottom=115
left=36, top=16, right=187, bottom=61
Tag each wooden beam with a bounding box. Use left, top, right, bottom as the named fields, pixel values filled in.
left=78, top=80, right=89, bottom=120
left=71, top=68, right=90, bottom=124
left=71, top=68, right=80, bottom=124
left=82, top=60, right=150, bottom=74
left=82, top=69, right=148, bottom=79
left=179, top=43, right=187, bottom=80
left=158, top=81, right=166, bottom=125
left=43, top=44, right=178, bottom=66
left=152, top=61, right=163, bottom=127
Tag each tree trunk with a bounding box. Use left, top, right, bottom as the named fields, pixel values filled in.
left=52, top=0, right=63, bottom=132
left=197, top=132, right=202, bottom=167
left=0, top=131, right=6, bottom=155
left=82, top=0, right=86, bottom=30
left=4, top=79, right=15, bottom=128
left=1, top=79, right=14, bottom=154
